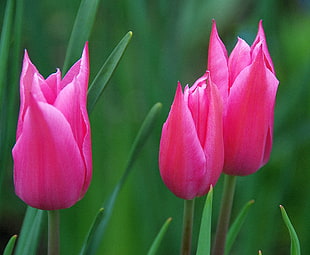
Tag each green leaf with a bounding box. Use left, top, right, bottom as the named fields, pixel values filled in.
left=79, top=208, right=104, bottom=255
left=147, top=218, right=172, bottom=255
left=0, top=0, right=14, bottom=97
left=79, top=102, right=162, bottom=255
left=14, top=207, right=45, bottom=255
left=280, top=205, right=301, bottom=255
left=225, top=200, right=255, bottom=255
left=0, top=0, right=14, bottom=185
left=62, top=0, right=101, bottom=73
left=3, top=235, right=17, bottom=255
left=196, top=187, right=213, bottom=255
left=87, top=31, right=133, bottom=113
left=0, top=0, right=24, bottom=185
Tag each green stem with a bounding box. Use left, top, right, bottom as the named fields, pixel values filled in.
left=181, top=199, right=195, bottom=255
left=48, top=210, right=60, bottom=255
left=212, top=175, right=236, bottom=255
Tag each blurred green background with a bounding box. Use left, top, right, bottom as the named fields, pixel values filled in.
left=1, top=0, right=310, bottom=254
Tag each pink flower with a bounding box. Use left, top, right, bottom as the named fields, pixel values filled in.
left=159, top=72, right=224, bottom=200
left=12, top=43, right=92, bottom=210
left=208, top=20, right=279, bottom=176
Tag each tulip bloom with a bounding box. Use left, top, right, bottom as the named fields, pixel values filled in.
left=208, top=20, right=279, bottom=176
left=12, top=43, right=92, bottom=210
left=159, top=72, right=224, bottom=200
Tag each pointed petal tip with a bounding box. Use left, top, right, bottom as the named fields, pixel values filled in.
left=83, top=41, right=89, bottom=52
left=211, top=19, right=218, bottom=33
left=23, top=49, right=28, bottom=57
left=256, top=20, right=266, bottom=37
left=177, top=81, right=183, bottom=90
left=254, top=43, right=264, bottom=60
left=203, top=70, right=210, bottom=78
left=82, top=42, right=89, bottom=61
left=23, top=50, right=31, bottom=65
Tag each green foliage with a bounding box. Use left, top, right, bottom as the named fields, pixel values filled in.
left=147, top=217, right=172, bottom=255
left=3, top=235, right=17, bottom=255
left=79, top=208, right=104, bottom=255
left=14, top=207, right=45, bottom=255
left=225, top=200, right=255, bottom=255
left=62, top=0, right=101, bottom=73
left=0, top=0, right=14, bottom=183
left=87, top=31, right=133, bottom=113
left=280, top=205, right=301, bottom=255
left=196, top=188, right=213, bottom=255
left=79, top=102, right=162, bottom=255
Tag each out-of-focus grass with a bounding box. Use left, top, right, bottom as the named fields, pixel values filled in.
left=0, top=0, right=310, bottom=254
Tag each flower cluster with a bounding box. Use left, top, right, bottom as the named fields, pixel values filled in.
left=159, top=21, right=279, bottom=199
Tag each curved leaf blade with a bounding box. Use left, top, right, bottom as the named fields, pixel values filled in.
left=79, top=102, right=162, bottom=255
left=62, top=0, right=101, bottom=73
left=3, top=235, right=17, bottom=255
left=14, top=207, right=45, bottom=255
left=147, top=217, right=172, bottom=255
left=225, top=200, right=255, bottom=255
left=87, top=31, right=133, bottom=113
left=79, top=208, right=104, bottom=255
left=196, top=187, right=213, bottom=255
left=280, top=205, right=301, bottom=255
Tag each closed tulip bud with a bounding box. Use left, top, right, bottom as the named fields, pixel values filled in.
left=12, top=43, right=92, bottom=210
left=208, top=20, right=279, bottom=176
left=159, top=72, right=224, bottom=200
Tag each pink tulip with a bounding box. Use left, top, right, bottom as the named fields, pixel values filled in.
left=12, top=43, right=92, bottom=210
left=159, top=72, right=224, bottom=200
left=208, top=20, right=279, bottom=176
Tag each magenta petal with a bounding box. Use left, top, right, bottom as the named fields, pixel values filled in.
left=202, top=79, right=224, bottom=188
left=32, top=73, right=54, bottom=104
left=12, top=96, right=85, bottom=210
left=45, top=69, right=62, bottom=103
left=61, top=43, right=89, bottom=95
left=186, top=72, right=210, bottom=147
left=224, top=47, right=279, bottom=175
left=54, top=79, right=85, bottom=148
left=185, top=74, right=224, bottom=193
left=54, top=78, right=92, bottom=195
left=17, top=52, right=46, bottom=138
left=159, top=84, right=207, bottom=199
left=251, top=20, right=275, bottom=73
left=228, top=38, right=251, bottom=88
left=207, top=20, right=229, bottom=106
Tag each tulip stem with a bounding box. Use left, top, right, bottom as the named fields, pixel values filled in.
left=48, top=210, right=60, bottom=255
left=181, top=199, right=195, bottom=255
left=212, top=174, right=236, bottom=255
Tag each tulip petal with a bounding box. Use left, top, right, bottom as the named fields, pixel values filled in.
left=186, top=72, right=210, bottom=148
left=202, top=79, right=224, bottom=186
left=185, top=74, right=224, bottom=194
left=207, top=20, right=229, bottom=106
left=159, top=83, right=207, bottom=199
left=188, top=76, right=224, bottom=191
left=55, top=43, right=91, bottom=195
left=251, top=20, right=275, bottom=73
left=45, top=69, right=62, bottom=104
left=54, top=77, right=92, bottom=195
left=61, top=42, right=89, bottom=96
left=228, top=38, right=251, bottom=88
left=17, top=52, right=46, bottom=138
left=224, top=47, right=278, bottom=175
left=12, top=95, right=85, bottom=210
